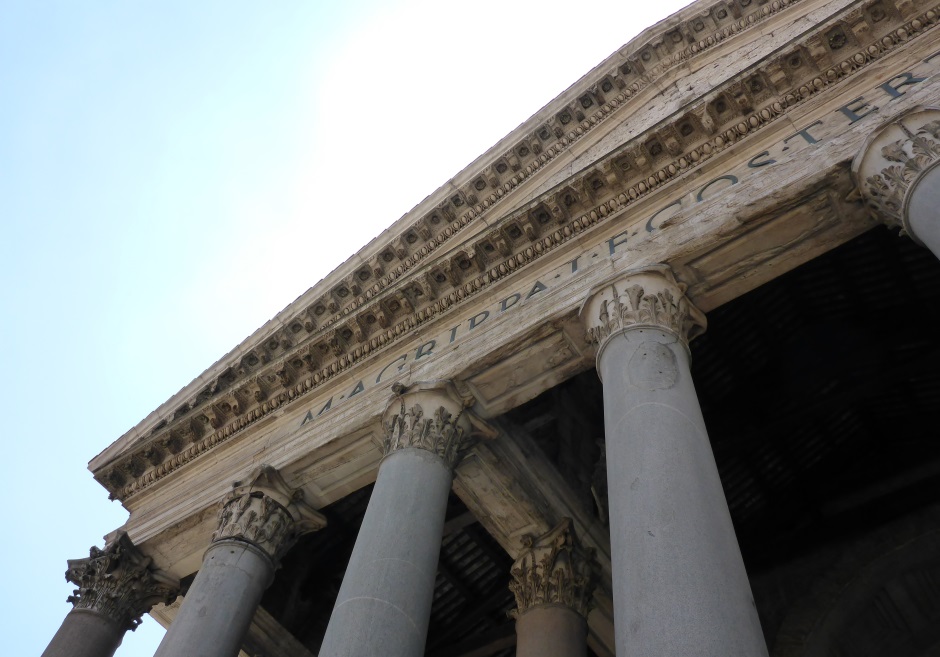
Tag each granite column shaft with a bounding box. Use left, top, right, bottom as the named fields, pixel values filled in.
left=509, top=519, right=595, bottom=657
left=516, top=606, right=587, bottom=657
left=153, top=465, right=325, bottom=657
left=42, top=532, right=178, bottom=657
left=318, top=381, right=474, bottom=657
left=43, top=607, right=131, bottom=657
left=582, top=267, right=767, bottom=657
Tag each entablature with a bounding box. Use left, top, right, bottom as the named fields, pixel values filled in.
left=92, top=0, right=940, bottom=513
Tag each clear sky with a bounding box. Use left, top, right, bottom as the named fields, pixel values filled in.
left=1, top=1, right=692, bottom=654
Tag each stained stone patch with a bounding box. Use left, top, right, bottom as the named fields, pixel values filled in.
left=628, top=342, right=679, bottom=390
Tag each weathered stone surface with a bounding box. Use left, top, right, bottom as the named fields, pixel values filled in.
left=854, top=106, right=940, bottom=254
left=584, top=267, right=768, bottom=657
left=61, top=2, right=940, bottom=656
left=43, top=533, right=177, bottom=657
left=152, top=465, right=325, bottom=657
left=509, top=518, right=596, bottom=619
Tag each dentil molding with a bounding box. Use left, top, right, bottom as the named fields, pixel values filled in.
left=98, top=0, right=940, bottom=502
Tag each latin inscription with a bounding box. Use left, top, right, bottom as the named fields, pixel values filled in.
left=301, top=53, right=940, bottom=428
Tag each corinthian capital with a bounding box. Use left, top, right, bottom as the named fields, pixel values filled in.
left=580, top=265, right=706, bottom=355
left=509, top=518, right=597, bottom=618
left=382, top=380, right=476, bottom=470
left=65, top=532, right=178, bottom=631
left=212, top=464, right=327, bottom=564
left=853, top=107, right=940, bottom=241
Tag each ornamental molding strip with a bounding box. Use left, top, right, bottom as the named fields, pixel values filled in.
left=853, top=106, right=940, bottom=238
left=211, top=464, right=327, bottom=564
left=381, top=381, right=477, bottom=471
left=580, top=265, right=707, bottom=353
left=508, top=518, right=597, bottom=618
left=65, top=532, right=178, bottom=631
left=94, top=0, right=940, bottom=501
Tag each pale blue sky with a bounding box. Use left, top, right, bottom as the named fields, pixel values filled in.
left=1, top=2, right=691, bottom=654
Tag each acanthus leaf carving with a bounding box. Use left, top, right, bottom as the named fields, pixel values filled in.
left=381, top=381, right=476, bottom=470
left=581, top=266, right=706, bottom=352
left=212, top=464, right=326, bottom=564
left=856, top=110, right=940, bottom=235
left=508, top=518, right=597, bottom=618
left=65, top=532, right=178, bottom=631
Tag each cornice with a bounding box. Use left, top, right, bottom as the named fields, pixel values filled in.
left=95, top=0, right=940, bottom=501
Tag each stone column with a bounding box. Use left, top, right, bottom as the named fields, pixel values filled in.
left=43, top=532, right=178, bottom=657
left=153, top=464, right=326, bottom=657
left=318, top=380, right=476, bottom=657
left=509, top=518, right=596, bottom=657
left=854, top=107, right=940, bottom=257
left=580, top=265, right=768, bottom=657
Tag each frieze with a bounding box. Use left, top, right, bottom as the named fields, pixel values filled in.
left=303, top=0, right=813, bottom=332
left=98, top=0, right=940, bottom=501
left=65, top=532, right=178, bottom=631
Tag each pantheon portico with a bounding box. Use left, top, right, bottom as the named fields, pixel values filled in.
left=45, top=0, right=940, bottom=655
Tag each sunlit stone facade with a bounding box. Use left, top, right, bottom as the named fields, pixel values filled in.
left=46, top=1, right=940, bottom=655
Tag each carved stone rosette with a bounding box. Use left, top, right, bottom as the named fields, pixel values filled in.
left=381, top=381, right=475, bottom=471
left=509, top=518, right=597, bottom=618
left=579, top=265, right=706, bottom=356
left=212, top=464, right=327, bottom=564
left=854, top=107, right=940, bottom=240
left=65, top=532, right=178, bottom=631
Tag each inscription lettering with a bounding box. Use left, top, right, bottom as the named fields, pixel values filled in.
left=300, top=60, right=940, bottom=428
left=783, top=120, right=824, bottom=148
left=838, top=96, right=877, bottom=124
left=500, top=293, right=521, bottom=312
left=416, top=340, right=435, bottom=360
left=696, top=175, right=738, bottom=202
left=469, top=310, right=490, bottom=330
left=748, top=151, right=776, bottom=168
left=526, top=281, right=547, bottom=300
left=879, top=71, right=927, bottom=99
left=607, top=230, right=629, bottom=255
left=375, top=354, right=407, bottom=384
